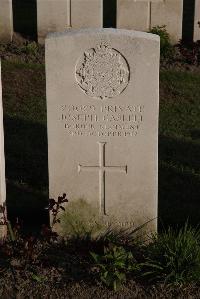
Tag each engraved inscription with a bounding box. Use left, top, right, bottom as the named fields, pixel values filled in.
left=78, top=142, right=127, bottom=215
left=75, top=44, right=130, bottom=99
left=66, top=221, right=136, bottom=228
left=60, top=104, right=144, bottom=137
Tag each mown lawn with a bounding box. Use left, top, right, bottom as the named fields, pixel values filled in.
left=2, top=61, right=48, bottom=229
left=1, top=61, right=200, bottom=230
left=159, top=71, right=200, bottom=228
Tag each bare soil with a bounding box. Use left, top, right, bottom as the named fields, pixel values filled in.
left=1, top=241, right=200, bottom=299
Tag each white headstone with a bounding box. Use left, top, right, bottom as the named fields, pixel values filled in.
left=0, top=60, right=6, bottom=238
left=71, top=0, right=103, bottom=28
left=194, top=0, right=200, bottom=41
left=117, top=0, right=183, bottom=44
left=117, top=0, right=152, bottom=32
left=0, top=0, right=13, bottom=42
left=37, top=0, right=70, bottom=44
left=151, top=0, right=183, bottom=44
left=37, top=0, right=103, bottom=44
left=46, top=29, right=160, bottom=234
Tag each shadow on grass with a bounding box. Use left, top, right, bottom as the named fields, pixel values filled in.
left=159, top=134, right=200, bottom=229
left=4, top=115, right=49, bottom=230
left=6, top=182, right=49, bottom=233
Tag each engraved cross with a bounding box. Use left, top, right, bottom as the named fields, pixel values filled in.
left=67, top=0, right=72, bottom=28
left=78, top=142, right=127, bottom=215
left=140, top=0, right=164, bottom=30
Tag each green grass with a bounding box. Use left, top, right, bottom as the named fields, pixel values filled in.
left=1, top=61, right=200, bottom=229
left=2, top=60, right=48, bottom=229
left=141, top=223, right=200, bottom=284
left=2, top=61, right=46, bottom=123
left=160, top=71, right=200, bottom=137
left=159, top=70, right=200, bottom=228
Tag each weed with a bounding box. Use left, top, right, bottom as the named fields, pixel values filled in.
left=30, top=272, right=47, bottom=283
left=141, top=224, right=200, bottom=284
left=21, top=42, right=39, bottom=56
left=91, top=244, right=140, bottom=291
left=47, top=193, right=68, bottom=228
left=150, top=25, right=174, bottom=60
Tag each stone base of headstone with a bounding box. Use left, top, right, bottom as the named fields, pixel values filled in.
left=55, top=199, right=155, bottom=240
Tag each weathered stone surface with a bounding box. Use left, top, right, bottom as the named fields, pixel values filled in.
left=117, top=0, right=183, bottom=43
left=71, top=0, right=103, bottom=28
left=117, top=0, right=151, bottom=31
left=0, top=60, right=6, bottom=238
left=194, top=0, right=200, bottom=41
left=0, top=0, right=13, bottom=42
left=37, top=0, right=70, bottom=44
left=46, top=29, right=159, bottom=235
left=37, top=0, right=103, bottom=44
left=151, top=0, right=183, bottom=43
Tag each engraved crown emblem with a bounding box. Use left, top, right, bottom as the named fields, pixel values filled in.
left=75, top=43, right=130, bottom=100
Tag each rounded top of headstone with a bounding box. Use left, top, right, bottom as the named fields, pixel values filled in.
left=75, top=43, right=130, bottom=100
left=46, top=28, right=160, bottom=42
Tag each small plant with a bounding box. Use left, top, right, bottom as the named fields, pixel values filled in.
left=47, top=193, right=68, bottom=228
left=41, top=193, right=69, bottom=242
left=30, top=272, right=47, bottom=283
left=21, top=41, right=39, bottom=56
left=91, top=244, right=140, bottom=291
left=141, top=223, right=200, bottom=284
left=0, top=194, right=70, bottom=287
left=150, top=25, right=174, bottom=59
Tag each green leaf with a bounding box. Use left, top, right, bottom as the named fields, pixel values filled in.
left=31, top=273, right=45, bottom=283
left=115, top=272, right=126, bottom=281
left=90, top=251, right=100, bottom=263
